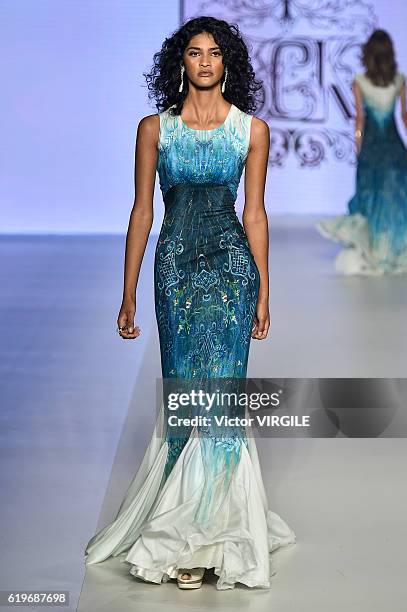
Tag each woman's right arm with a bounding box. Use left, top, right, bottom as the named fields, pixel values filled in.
left=117, top=114, right=159, bottom=340
left=352, top=79, right=364, bottom=154
left=399, top=75, right=407, bottom=130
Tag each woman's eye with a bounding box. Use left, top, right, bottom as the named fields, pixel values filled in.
left=189, top=51, right=222, bottom=56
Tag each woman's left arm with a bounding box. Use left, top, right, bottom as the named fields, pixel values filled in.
left=243, top=116, right=270, bottom=340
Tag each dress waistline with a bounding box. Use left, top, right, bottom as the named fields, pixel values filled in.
left=163, top=182, right=236, bottom=216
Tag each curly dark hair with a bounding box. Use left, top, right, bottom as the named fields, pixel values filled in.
left=362, top=29, right=398, bottom=87
left=143, top=16, right=263, bottom=115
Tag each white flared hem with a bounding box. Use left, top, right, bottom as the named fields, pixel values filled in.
left=85, top=404, right=296, bottom=590
left=316, top=213, right=407, bottom=276
left=125, top=524, right=297, bottom=591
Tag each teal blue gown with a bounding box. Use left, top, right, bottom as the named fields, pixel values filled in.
left=84, top=103, right=296, bottom=590
left=316, top=71, right=407, bottom=275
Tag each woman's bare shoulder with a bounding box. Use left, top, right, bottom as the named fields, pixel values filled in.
left=138, top=113, right=160, bottom=133
left=249, top=115, right=269, bottom=146
left=251, top=114, right=269, bottom=131
left=135, top=113, right=160, bottom=145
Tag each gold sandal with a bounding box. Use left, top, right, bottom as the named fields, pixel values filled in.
left=177, top=567, right=205, bottom=589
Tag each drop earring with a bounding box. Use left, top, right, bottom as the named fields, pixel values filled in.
left=178, top=64, right=185, bottom=93
left=221, top=67, right=228, bottom=93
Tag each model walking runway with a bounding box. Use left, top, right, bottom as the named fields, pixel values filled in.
left=317, top=29, right=407, bottom=275
left=84, top=96, right=296, bottom=591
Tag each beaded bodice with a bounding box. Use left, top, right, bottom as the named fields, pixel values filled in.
left=156, top=103, right=253, bottom=201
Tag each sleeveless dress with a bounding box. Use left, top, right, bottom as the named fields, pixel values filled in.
left=316, top=71, right=407, bottom=275
left=84, top=103, right=296, bottom=590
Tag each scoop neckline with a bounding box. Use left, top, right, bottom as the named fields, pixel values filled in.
left=178, top=104, right=234, bottom=132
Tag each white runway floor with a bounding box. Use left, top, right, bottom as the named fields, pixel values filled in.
left=1, top=216, right=406, bottom=611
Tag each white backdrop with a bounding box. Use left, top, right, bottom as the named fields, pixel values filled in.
left=1, top=0, right=406, bottom=233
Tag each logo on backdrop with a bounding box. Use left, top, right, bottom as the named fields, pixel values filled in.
left=182, top=0, right=378, bottom=167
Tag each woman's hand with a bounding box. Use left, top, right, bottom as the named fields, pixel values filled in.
left=117, top=296, right=140, bottom=339
left=251, top=298, right=270, bottom=340
left=355, top=128, right=363, bottom=155
left=356, top=138, right=362, bottom=155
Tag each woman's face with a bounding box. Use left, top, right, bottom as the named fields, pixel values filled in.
left=182, top=31, right=225, bottom=90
